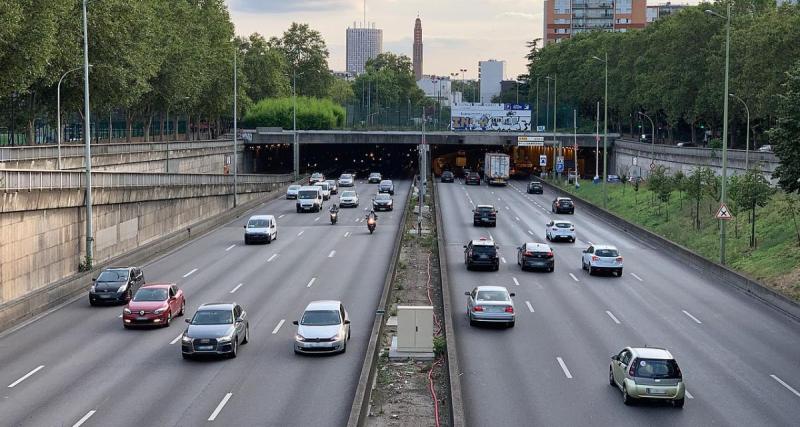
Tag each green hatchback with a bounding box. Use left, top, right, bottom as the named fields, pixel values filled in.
left=609, top=347, right=686, bottom=408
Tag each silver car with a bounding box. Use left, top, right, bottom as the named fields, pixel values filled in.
left=293, top=300, right=351, bottom=354
left=465, top=286, right=516, bottom=328
left=339, top=190, right=359, bottom=208
left=581, top=244, right=623, bottom=276
left=338, top=173, right=355, bottom=187
left=610, top=347, right=686, bottom=407
left=286, top=184, right=301, bottom=199
left=181, top=303, right=249, bottom=359
left=325, top=179, right=338, bottom=195
left=545, top=219, right=576, bottom=242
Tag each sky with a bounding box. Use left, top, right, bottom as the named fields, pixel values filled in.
left=225, top=0, right=699, bottom=80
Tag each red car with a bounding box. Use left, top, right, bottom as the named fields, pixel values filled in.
left=123, top=283, right=185, bottom=328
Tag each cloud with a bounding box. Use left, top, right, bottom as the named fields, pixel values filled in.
left=228, top=0, right=357, bottom=13
left=497, top=11, right=539, bottom=20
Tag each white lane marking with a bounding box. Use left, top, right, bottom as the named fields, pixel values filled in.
left=354, top=218, right=360, bottom=223
left=183, top=268, right=198, bottom=278
left=314, top=217, right=320, bottom=222
left=771, top=375, right=800, bottom=398
left=328, top=250, right=336, bottom=258
left=525, top=301, right=535, bottom=313
left=515, top=216, right=520, bottom=221
left=297, top=230, right=305, bottom=236
left=306, top=277, right=317, bottom=288
left=118, top=314, right=122, bottom=318
left=208, top=392, right=233, bottom=421
left=73, top=410, right=97, bottom=427
left=267, top=254, right=278, bottom=262
left=513, top=277, right=521, bottom=287
left=587, top=241, right=593, bottom=246
left=488, top=232, right=494, bottom=240
left=605, top=310, right=621, bottom=324
left=170, top=334, right=183, bottom=345
left=556, top=357, right=573, bottom=379
left=225, top=244, right=236, bottom=252
left=230, top=283, right=243, bottom=294
left=505, top=206, right=510, bottom=210
left=501, top=257, right=507, bottom=264
left=272, top=319, right=286, bottom=334
left=344, top=231, right=351, bottom=238
left=682, top=310, right=702, bottom=324
left=278, top=214, right=285, bottom=219
left=630, top=273, right=643, bottom=282
left=569, top=273, right=579, bottom=282
left=685, top=390, right=695, bottom=399
left=8, top=365, right=44, bottom=388
left=527, top=230, right=534, bottom=235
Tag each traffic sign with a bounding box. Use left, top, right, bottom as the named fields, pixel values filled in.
left=537, top=125, right=546, bottom=132
left=650, top=161, right=656, bottom=170
left=715, top=203, right=733, bottom=220
left=518, top=136, right=545, bottom=147
left=556, top=163, right=564, bottom=173
left=539, top=155, right=547, bottom=167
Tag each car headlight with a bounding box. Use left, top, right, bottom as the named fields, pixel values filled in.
left=154, top=306, right=167, bottom=315
left=90, top=286, right=96, bottom=293
left=181, top=335, right=192, bottom=343
left=123, top=308, right=131, bottom=314
left=218, top=335, right=233, bottom=343
left=117, top=285, right=128, bottom=293
left=295, top=334, right=306, bottom=342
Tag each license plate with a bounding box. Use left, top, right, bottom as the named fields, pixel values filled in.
left=196, top=345, right=213, bottom=351
left=136, top=317, right=148, bottom=321
left=647, top=388, right=667, bottom=395
left=99, top=294, right=110, bottom=299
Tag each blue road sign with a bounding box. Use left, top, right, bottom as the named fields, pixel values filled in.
left=556, top=163, right=564, bottom=173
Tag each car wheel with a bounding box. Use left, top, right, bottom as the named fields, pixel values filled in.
left=588, top=265, right=594, bottom=275
left=570, top=237, right=575, bottom=243
left=296, top=207, right=300, bottom=213
left=549, top=266, right=554, bottom=273
left=546, top=234, right=550, bottom=241
left=244, top=237, right=249, bottom=245
left=466, top=264, right=472, bottom=271
left=182, top=353, right=191, bottom=360
left=469, top=316, right=476, bottom=327
left=164, top=312, right=172, bottom=328
left=267, top=235, right=272, bottom=244
left=617, top=268, right=623, bottom=277
left=623, top=386, right=634, bottom=405
left=493, top=264, right=499, bottom=271
left=178, top=301, right=185, bottom=316
left=230, top=339, right=238, bottom=358
left=508, top=321, right=515, bottom=328
left=609, top=368, right=615, bottom=386
left=89, top=299, right=97, bottom=307
left=673, top=398, right=685, bottom=409
left=123, top=324, right=130, bottom=329
left=581, top=260, right=586, bottom=271
left=242, top=326, right=249, bottom=344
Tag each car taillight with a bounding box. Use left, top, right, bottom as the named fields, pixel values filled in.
left=592, top=256, right=599, bottom=261
left=524, top=251, right=534, bottom=256
left=616, top=257, right=624, bottom=262
left=675, top=365, right=682, bottom=379
left=552, top=227, right=558, bottom=231
left=504, top=306, right=514, bottom=313
left=629, top=362, right=636, bottom=377
left=546, top=252, right=553, bottom=258
left=473, top=306, right=484, bottom=312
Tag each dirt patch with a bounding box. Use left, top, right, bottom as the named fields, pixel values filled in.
left=768, top=269, right=800, bottom=302
left=367, top=180, right=451, bottom=427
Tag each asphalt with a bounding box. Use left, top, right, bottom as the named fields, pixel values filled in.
left=0, top=179, right=409, bottom=427
left=437, top=178, right=800, bottom=427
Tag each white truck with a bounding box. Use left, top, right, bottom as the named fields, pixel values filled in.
left=484, top=153, right=510, bottom=186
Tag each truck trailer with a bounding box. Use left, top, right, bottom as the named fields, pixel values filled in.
left=484, top=153, right=510, bottom=186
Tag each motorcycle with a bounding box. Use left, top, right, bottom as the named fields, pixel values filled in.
left=367, top=216, right=376, bottom=234
left=330, top=211, right=338, bottom=225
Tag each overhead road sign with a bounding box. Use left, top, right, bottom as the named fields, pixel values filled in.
left=518, top=136, right=545, bottom=147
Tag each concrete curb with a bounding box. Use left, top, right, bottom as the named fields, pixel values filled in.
left=542, top=181, right=800, bottom=323
left=347, top=178, right=414, bottom=427
left=0, top=178, right=302, bottom=334
left=433, top=181, right=466, bottom=427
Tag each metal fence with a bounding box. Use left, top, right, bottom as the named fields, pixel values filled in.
left=0, top=139, right=235, bottom=162
left=1, top=170, right=293, bottom=192
left=615, top=139, right=778, bottom=163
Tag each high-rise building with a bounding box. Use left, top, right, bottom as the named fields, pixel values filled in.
left=478, top=60, right=506, bottom=103
left=543, top=0, right=648, bottom=45
left=646, top=2, right=688, bottom=23
left=346, top=23, right=383, bottom=75
left=417, top=75, right=453, bottom=106
left=777, top=0, right=797, bottom=5
left=413, top=17, right=423, bottom=81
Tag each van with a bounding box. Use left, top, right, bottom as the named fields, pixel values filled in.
left=316, top=181, right=331, bottom=200
left=296, top=186, right=323, bottom=213
left=244, top=215, right=277, bottom=244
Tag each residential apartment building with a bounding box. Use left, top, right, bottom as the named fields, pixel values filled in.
left=543, top=0, right=647, bottom=45
left=346, top=24, right=383, bottom=75
left=647, top=2, right=688, bottom=23
left=417, top=76, right=453, bottom=106
left=478, top=60, right=506, bottom=103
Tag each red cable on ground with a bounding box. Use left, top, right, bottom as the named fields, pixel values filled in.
left=424, top=251, right=442, bottom=427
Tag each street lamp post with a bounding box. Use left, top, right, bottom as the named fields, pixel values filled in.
left=293, top=68, right=299, bottom=181
left=233, top=49, right=238, bottom=207
left=592, top=53, right=609, bottom=208
left=81, top=0, right=94, bottom=269
left=706, top=3, right=732, bottom=265
left=57, top=66, right=87, bottom=170
left=545, top=76, right=558, bottom=179
left=535, top=76, right=542, bottom=129
left=459, top=68, right=467, bottom=102
left=729, top=93, right=750, bottom=170
left=637, top=112, right=656, bottom=171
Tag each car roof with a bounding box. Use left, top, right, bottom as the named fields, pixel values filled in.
left=380, top=180, right=392, bottom=183
left=524, top=242, right=552, bottom=251
left=105, top=266, right=133, bottom=271
left=592, top=244, right=618, bottom=250
left=630, top=347, right=674, bottom=360
left=304, top=300, right=341, bottom=311
left=470, top=239, right=495, bottom=246
left=311, top=172, right=323, bottom=176
left=556, top=197, right=572, bottom=201
left=248, top=214, right=274, bottom=220
left=139, top=283, right=175, bottom=289
left=475, top=285, right=509, bottom=293
left=198, top=302, right=235, bottom=310
left=553, top=220, right=573, bottom=225
left=369, top=172, right=381, bottom=176
left=299, top=185, right=321, bottom=190
left=476, top=204, right=494, bottom=209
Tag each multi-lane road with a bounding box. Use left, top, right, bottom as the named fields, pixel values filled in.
left=0, top=180, right=409, bottom=427
left=438, top=179, right=800, bottom=426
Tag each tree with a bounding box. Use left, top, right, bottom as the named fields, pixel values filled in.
left=270, top=23, right=333, bottom=98
left=673, top=169, right=687, bottom=208
left=771, top=60, right=800, bottom=193
left=451, top=79, right=479, bottom=103
left=648, top=165, right=674, bottom=220
left=238, top=33, right=290, bottom=102
left=328, top=78, right=354, bottom=105
left=685, top=167, right=715, bottom=230
left=242, top=97, right=344, bottom=130
left=732, top=167, right=773, bottom=247
left=351, top=52, right=427, bottom=127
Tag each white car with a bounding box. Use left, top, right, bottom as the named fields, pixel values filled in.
left=581, top=244, right=623, bottom=276
left=325, top=179, right=338, bottom=195
left=243, top=215, right=277, bottom=244
left=338, top=174, right=355, bottom=187
left=757, top=145, right=772, bottom=153
left=545, top=220, right=576, bottom=242
left=286, top=184, right=301, bottom=200
left=293, top=300, right=351, bottom=355
left=314, top=182, right=331, bottom=200
left=339, top=190, right=359, bottom=208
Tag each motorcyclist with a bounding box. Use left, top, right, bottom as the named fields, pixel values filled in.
left=366, top=209, right=378, bottom=221
left=330, top=203, right=339, bottom=213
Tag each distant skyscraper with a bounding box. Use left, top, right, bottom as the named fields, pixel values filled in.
left=413, top=17, right=423, bottom=81
left=479, top=60, right=505, bottom=103
left=346, top=23, right=383, bottom=75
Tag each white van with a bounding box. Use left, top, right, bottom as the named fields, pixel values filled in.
left=244, top=215, right=277, bottom=244
left=316, top=181, right=331, bottom=200
left=296, top=186, right=323, bottom=213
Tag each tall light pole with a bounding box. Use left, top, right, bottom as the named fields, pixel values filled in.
left=293, top=68, right=299, bottom=180
left=595, top=101, right=600, bottom=181
left=545, top=76, right=557, bottom=178
left=459, top=68, right=467, bottom=102
left=637, top=111, right=655, bottom=171
left=729, top=93, right=750, bottom=170
left=706, top=4, right=732, bottom=265
left=535, top=76, right=542, bottom=129
left=57, top=66, right=87, bottom=170
left=233, top=49, right=238, bottom=207
left=81, top=0, right=94, bottom=269
left=545, top=77, right=551, bottom=174
left=592, top=53, right=609, bottom=208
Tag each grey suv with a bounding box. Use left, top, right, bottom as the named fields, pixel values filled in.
left=181, top=303, right=249, bottom=359
left=89, top=266, right=145, bottom=305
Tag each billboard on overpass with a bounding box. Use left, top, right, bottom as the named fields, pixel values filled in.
left=450, top=103, right=531, bottom=131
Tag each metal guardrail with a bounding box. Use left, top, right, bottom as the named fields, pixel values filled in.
left=615, top=139, right=779, bottom=163
left=0, top=170, right=293, bottom=191
left=0, top=139, right=235, bottom=161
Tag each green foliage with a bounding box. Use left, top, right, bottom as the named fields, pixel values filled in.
left=433, top=336, right=446, bottom=357
left=451, top=79, right=480, bottom=103
left=770, top=60, right=800, bottom=193
left=708, top=138, right=722, bottom=149
left=242, top=97, right=344, bottom=130
left=647, top=166, right=674, bottom=220
left=328, top=78, right=354, bottom=105
left=269, top=23, right=334, bottom=98
left=237, top=33, right=290, bottom=102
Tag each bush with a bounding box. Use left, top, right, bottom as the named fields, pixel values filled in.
left=433, top=335, right=446, bottom=357
left=242, top=97, right=345, bottom=129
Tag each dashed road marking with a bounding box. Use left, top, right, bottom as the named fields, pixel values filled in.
left=630, top=273, right=643, bottom=282
left=306, top=277, right=317, bottom=288
left=72, top=410, right=96, bottom=427
left=272, top=319, right=286, bottom=334
left=267, top=254, right=278, bottom=262
left=525, top=301, right=535, bottom=313
left=328, top=250, right=336, bottom=258
left=208, top=393, right=233, bottom=421
left=605, top=310, right=621, bottom=324
left=183, top=268, right=198, bottom=278
left=314, top=217, right=320, bottom=222
left=569, top=273, right=580, bottom=282
left=344, top=231, right=351, bottom=238
left=771, top=375, right=800, bottom=398
left=170, top=334, right=183, bottom=345
left=513, top=277, right=521, bottom=287
left=556, top=357, right=573, bottom=379
left=7, top=365, right=44, bottom=388
left=515, top=216, right=520, bottom=221
left=278, top=214, right=285, bottom=219
left=682, top=310, right=702, bottom=324
left=505, top=206, right=510, bottom=210
left=527, top=230, right=534, bottom=235
left=225, top=244, right=236, bottom=251
left=501, top=257, right=507, bottom=264
left=297, top=230, right=305, bottom=236
left=230, top=283, right=243, bottom=294
left=685, top=390, right=695, bottom=399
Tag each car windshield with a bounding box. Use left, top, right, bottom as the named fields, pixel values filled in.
left=97, top=269, right=128, bottom=282
left=380, top=180, right=391, bottom=185
left=301, top=310, right=341, bottom=326
left=472, top=245, right=495, bottom=254
left=476, top=291, right=509, bottom=301
left=370, top=173, right=380, bottom=178
left=555, top=222, right=572, bottom=228
left=340, top=174, right=352, bottom=179
left=596, top=249, right=619, bottom=257
left=133, top=288, right=168, bottom=302
left=298, top=190, right=318, bottom=199
left=633, top=359, right=681, bottom=379
left=443, top=172, right=453, bottom=176
left=312, top=173, right=322, bottom=179
left=477, top=207, right=494, bottom=213
left=376, top=194, right=391, bottom=200
left=319, top=183, right=329, bottom=190
left=341, top=191, right=356, bottom=197
left=288, top=185, right=300, bottom=191
left=248, top=219, right=269, bottom=228
left=192, top=309, right=233, bottom=325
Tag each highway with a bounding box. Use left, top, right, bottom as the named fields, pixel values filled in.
left=438, top=179, right=800, bottom=426
left=0, top=179, right=409, bottom=427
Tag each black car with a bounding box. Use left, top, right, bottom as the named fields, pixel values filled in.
left=465, top=172, right=481, bottom=185
left=517, top=243, right=555, bottom=272
left=552, top=197, right=575, bottom=214
left=527, top=181, right=543, bottom=194
left=473, top=205, right=497, bottom=227
left=441, top=171, right=454, bottom=183
left=373, top=193, right=394, bottom=211
left=378, top=180, right=395, bottom=195
left=89, top=266, right=145, bottom=305
left=464, top=239, right=500, bottom=271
